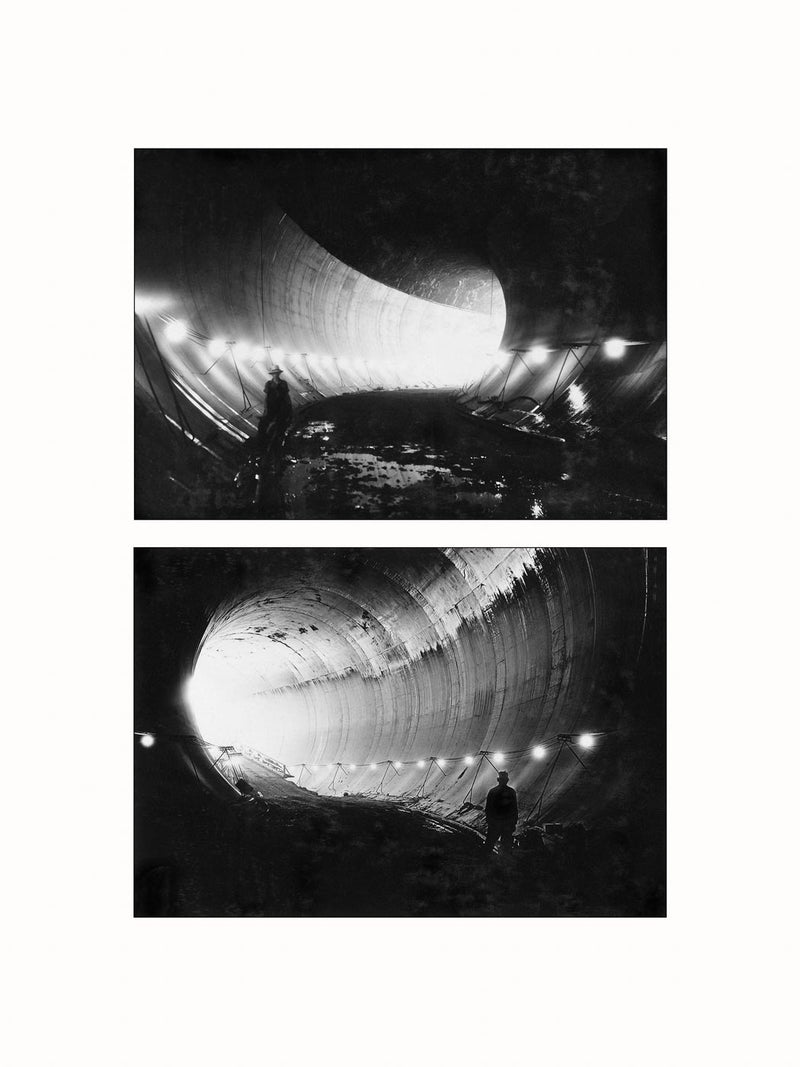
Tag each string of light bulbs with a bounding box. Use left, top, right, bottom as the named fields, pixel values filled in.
left=137, top=306, right=636, bottom=374
left=136, top=730, right=610, bottom=764
left=284, top=732, right=605, bottom=775
left=135, top=730, right=613, bottom=820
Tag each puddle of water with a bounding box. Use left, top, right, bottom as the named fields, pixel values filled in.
left=274, top=393, right=665, bottom=519
left=300, top=420, right=336, bottom=439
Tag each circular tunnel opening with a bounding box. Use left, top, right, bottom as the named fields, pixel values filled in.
left=179, top=549, right=658, bottom=830
left=135, top=548, right=666, bottom=916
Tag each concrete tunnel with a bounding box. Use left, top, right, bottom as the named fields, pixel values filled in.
left=134, top=150, right=666, bottom=457
left=135, top=548, right=666, bottom=834
left=134, top=202, right=508, bottom=444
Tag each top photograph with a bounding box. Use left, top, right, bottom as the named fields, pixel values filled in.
left=134, top=149, right=666, bottom=520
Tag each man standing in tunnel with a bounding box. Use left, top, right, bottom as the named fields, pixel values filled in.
left=258, top=366, right=293, bottom=460
left=484, top=770, right=518, bottom=856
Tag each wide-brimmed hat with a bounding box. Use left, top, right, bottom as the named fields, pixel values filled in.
left=269, top=366, right=284, bottom=376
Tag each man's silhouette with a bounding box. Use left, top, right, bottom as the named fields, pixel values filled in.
left=254, top=366, right=293, bottom=515
left=484, top=770, right=518, bottom=855
left=258, top=366, right=293, bottom=458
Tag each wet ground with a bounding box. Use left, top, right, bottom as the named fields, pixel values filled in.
left=272, top=390, right=665, bottom=519
left=135, top=389, right=666, bottom=519
left=135, top=757, right=665, bottom=917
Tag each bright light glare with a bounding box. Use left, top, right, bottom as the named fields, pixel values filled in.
left=464, top=756, right=474, bottom=765
left=493, top=752, right=505, bottom=763
left=578, top=734, right=595, bottom=749
left=529, top=345, right=549, bottom=365
left=567, top=382, right=588, bottom=414
left=417, top=760, right=426, bottom=768
left=532, top=745, right=546, bottom=759
left=370, top=763, right=377, bottom=770
left=349, top=764, right=357, bottom=770
left=394, top=762, right=403, bottom=770
left=206, top=745, right=221, bottom=760
left=164, top=320, right=188, bottom=343
left=437, top=759, right=446, bottom=767
left=603, top=337, right=626, bottom=359
left=209, top=338, right=227, bottom=358
left=139, top=733, right=155, bottom=748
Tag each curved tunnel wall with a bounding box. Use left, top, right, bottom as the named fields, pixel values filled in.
left=135, top=206, right=506, bottom=444
left=173, top=549, right=662, bottom=826
left=135, top=150, right=666, bottom=456
left=135, top=206, right=665, bottom=457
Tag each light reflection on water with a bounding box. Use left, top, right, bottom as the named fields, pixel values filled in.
left=567, top=382, right=588, bottom=414
left=275, top=392, right=664, bottom=519
left=300, top=420, right=336, bottom=438
left=290, top=452, right=462, bottom=490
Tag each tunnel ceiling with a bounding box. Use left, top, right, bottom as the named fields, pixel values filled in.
left=136, top=149, right=665, bottom=338
left=176, top=548, right=661, bottom=824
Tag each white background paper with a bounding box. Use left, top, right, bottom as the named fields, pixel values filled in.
left=4, top=2, right=798, bottom=1064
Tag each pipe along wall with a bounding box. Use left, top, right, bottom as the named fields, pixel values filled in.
left=136, top=549, right=665, bottom=831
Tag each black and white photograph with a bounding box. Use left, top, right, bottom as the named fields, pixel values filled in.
left=135, top=149, right=666, bottom=519
left=135, top=548, right=666, bottom=917
left=12, top=0, right=800, bottom=1059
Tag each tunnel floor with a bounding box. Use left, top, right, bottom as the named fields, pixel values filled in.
left=275, top=391, right=665, bottom=519
left=135, top=756, right=665, bottom=918
left=136, top=391, right=665, bottom=519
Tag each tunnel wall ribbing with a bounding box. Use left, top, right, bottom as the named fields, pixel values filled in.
left=135, top=206, right=505, bottom=444
left=176, top=549, right=661, bottom=825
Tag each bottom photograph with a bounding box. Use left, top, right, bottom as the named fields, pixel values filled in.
left=134, top=547, right=666, bottom=917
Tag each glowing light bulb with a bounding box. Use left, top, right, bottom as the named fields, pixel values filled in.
left=370, top=763, right=377, bottom=770
left=417, top=760, right=426, bottom=769
left=394, top=762, right=403, bottom=770
left=493, top=752, right=505, bottom=763
left=532, top=745, right=546, bottom=759
left=603, top=338, right=627, bottom=359
left=349, top=764, right=356, bottom=770
left=208, top=338, right=227, bottom=358
left=164, top=320, right=187, bottom=343
left=437, top=759, right=446, bottom=768
left=578, top=734, right=595, bottom=749
left=464, top=756, right=474, bottom=765
left=529, top=345, right=549, bottom=364
left=139, top=733, right=155, bottom=748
